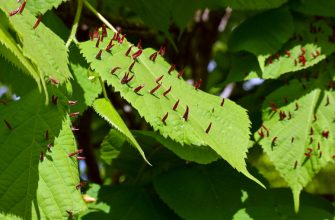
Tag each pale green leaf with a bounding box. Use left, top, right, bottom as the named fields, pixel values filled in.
left=0, top=1, right=72, bottom=85
left=80, top=29, right=262, bottom=186
left=93, top=98, right=149, bottom=164
left=25, top=0, right=67, bottom=15
left=256, top=73, right=335, bottom=211
left=0, top=87, right=86, bottom=219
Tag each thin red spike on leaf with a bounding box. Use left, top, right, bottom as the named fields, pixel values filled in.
left=322, top=130, right=329, bottom=138
left=163, top=86, right=172, bottom=96
left=173, top=99, right=179, bottom=111
left=155, top=75, right=164, bottom=83
left=150, top=83, right=162, bottom=94
left=49, top=76, right=59, bottom=85
left=134, top=84, right=145, bottom=93
left=69, top=112, right=80, bottom=117
left=183, top=106, right=189, bottom=121
left=9, top=7, right=20, bottom=16
left=194, top=79, right=203, bottom=90
left=111, top=67, right=121, bottom=75
left=95, top=36, right=101, bottom=48
left=129, top=60, right=136, bottom=72
left=132, top=49, right=142, bottom=59
left=291, top=137, right=294, bottom=143
left=96, top=49, right=103, bottom=59
left=205, top=122, right=212, bottom=134
left=294, top=161, right=298, bottom=169
left=178, top=69, right=185, bottom=78
left=125, top=46, right=133, bottom=56
left=162, top=112, right=169, bottom=124
left=168, top=64, right=175, bottom=74
left=158, top=45, right=166, bottom=56
left=68, top=100, right=78, bottom=106
left=121, top=72, right=130, bottom=84
left=149, top=52, right=158, bottom=61
left=137, top=39, right=142, bottom=49
left=33, top=15, right=42, bottom=29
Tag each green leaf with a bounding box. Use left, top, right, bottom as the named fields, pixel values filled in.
left=69, top=46, right=102, bottom=113
left=136, top=130, right=219, bottom=164
left=221, top=0, right=287, bottom=10
left=80, top=29, right=263, bottom=186
left=100, top=129, right=125, bottom=165
left=0, top=13, right=44, bottom=92
left=256, top=72, right=335, bottom=211
left=154, top=161, right=334, bottom=220
left=290, top=0, right=335, bottom=17
left=93, top=98, right=149, bottom=164
left=229, top=8, right=294, bottom=55
left=226, top=19, right=334, bottom=82
left=0, top=1, right=72, bottom=85
left=0, top=87, right=86, bottom=219
left=25, top=0, right=67, bottom=15
left=80, top=184, right=180, bottom=220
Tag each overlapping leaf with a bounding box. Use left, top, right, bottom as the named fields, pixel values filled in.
left=255, top=70, right=335, bottom=211
left=25, top=0, right=67, bottom=15
left=80, top=29, right=262, bottom=185
left=0, top=0, right=72, bottom=87
left=93, top=98, right=149, bottom=163
left=154, top=161, right=334, bottom=220
left=0, top=86, right=86, bottom=219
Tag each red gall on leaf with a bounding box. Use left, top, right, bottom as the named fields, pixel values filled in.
left=304, top=153, right=311, bottom=158
left=132, top=49, right=142, bottom=59
left=205, top=122, right=212, bottom=134
left=183, top=106, right=189, bottom=121
left=121, top=72, right=130, bottom=84
left=68, top=149, right=84, bottom=157
left=95, top=36, right=101, bottom=48
left=150, top=83, right=162, bottom=94
left=9, top=7, right=20, bottom=16
left=129, top=60, right=136, bottom=72
left=194, top=79, right=203, bottom=90
left=101, top=24, right=107, bottom=37
left=322, top=130, right=329, bottom=138
left=125, top=46, right=133, bottom=56
left=137, top=39, right=142, bottom=49
left=106, top=41, right=114, bottom=52
left=258, top=129, right=264, bottom=139
left=155, top=75, right=164, bottom=83
left=134, top=84, right=145, bottom=93
left=173, top=99, right=179, bottom=111
left=149, top=52, right=158, bottom=61
left=307, top=147, right=313, bottom=153
left=68, top=100, right=78, bottom=106
left=178, top=69, right=185, bottom=79
left=111, top=67, right=121, bottom=75
left=162, top=112, right=169, bottom=124
left=33, top=15, right=42, bottom=29
left=49, top=76, right=59, bottom=85
left=69, top=112, right=80, bottom=117
left=168, top=64, right=175, bottom=74
left=95, top=49, right=103, bottom=60
left=158, top=45, right=166, bottom=56
left=285, top=50, right=290, bottom=57
left=163, top=86, right=172, bottom=96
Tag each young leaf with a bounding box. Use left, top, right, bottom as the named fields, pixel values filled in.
left=93, top=98, right=149, bottom=164
left=80, top=29, right=263, bottom=186
left=256, top=74, right=335, bottom=211
left=0, top=88, right=86, bottom=219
